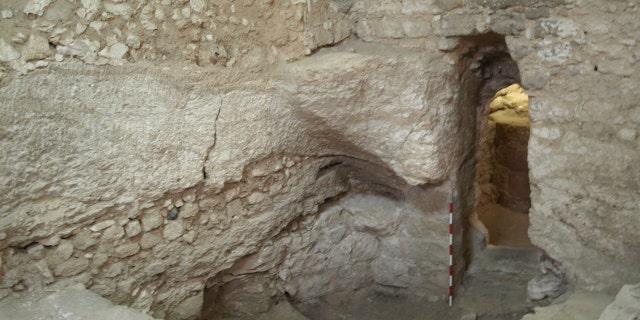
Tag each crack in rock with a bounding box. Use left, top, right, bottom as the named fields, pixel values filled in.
left=202, top=98, right=223, bottom=180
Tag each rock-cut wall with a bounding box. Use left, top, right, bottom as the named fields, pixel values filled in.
left=1, top=0, right=640, bottom=319
left=0, top=26, right=470, bottom=320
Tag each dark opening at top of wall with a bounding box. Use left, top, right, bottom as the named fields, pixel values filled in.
left=456, top=33, right=522, bottom=106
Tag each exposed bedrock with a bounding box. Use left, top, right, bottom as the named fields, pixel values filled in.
left=0, top=0, right=639, bottom=319
left=0, top=45, right=471, bottom=319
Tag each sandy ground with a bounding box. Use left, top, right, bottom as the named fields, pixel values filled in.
left=476, top=203, right=534, bottom=249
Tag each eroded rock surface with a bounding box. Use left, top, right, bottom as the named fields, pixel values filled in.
left=0, top=0, right=639, bottom=319
left=0, top=43, right=470, bottom=319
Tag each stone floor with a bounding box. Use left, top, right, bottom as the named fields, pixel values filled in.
left=225, top=246, right=546, bottom=320
left=0, top=246, right=622, bottom=320
left=476, top=202, right=534, bottom=250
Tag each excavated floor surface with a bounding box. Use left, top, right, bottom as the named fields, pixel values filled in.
left=477, top=203, right=535, bottom=250
left=224, top=247, right=543, bottom=320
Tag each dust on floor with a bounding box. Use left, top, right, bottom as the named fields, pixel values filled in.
left=224, top=247, right=545, bottom=320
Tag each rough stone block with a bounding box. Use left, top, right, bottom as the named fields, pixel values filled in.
left=23, top=0, right=53, bottom=16
left=441, top=12, right=479, bottom=36
left=505, top=36, right=533, bottom=61
left=103, top=225, right=125, bottom=240
left=527, top=273, right=567, bottom=301
left=217, top=276, right=275, bottom=316
left=525, top=6, right=550, bottom=19
left=142, top=210, right=164, bottom=232
left=21, top=34, right=51, bottom=61
left=114, top=243, right=140, bottom=258
left=140, top=233, right=162, bottom=250
left=163, top=220, right=185, bottom=241
left=26, top=243, right=46, bottom=260
left=534, top=18, right=579, bottom=38
left=402, top=18, right=432, bottom=38
left=490, top=12, right=525, bottom=35
left=125, top=220, right=142, bottom=238
left=53, top=258, right=90, bottom=277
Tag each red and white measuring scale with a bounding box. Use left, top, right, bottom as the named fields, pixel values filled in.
left=448, top=201, right=454, bottom=307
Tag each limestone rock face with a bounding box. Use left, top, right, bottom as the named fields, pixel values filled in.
left=274, top=193, right=449, bottom=302
left=1, top=0, right=639, bottom=319
left=0, top=42, right=468, bottom=318
left=522, top=3, right=640, bottom=293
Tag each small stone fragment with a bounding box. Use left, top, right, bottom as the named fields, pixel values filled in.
left=0, top=39, right=20, bottom=62
left=89, top=21, right=104, bottom=32
left=103, top=2, right=134, bottom=18
left=461, top=313, right=477, bottom=320
left=53, top=258, right=89, bottom=277
left=103, top=262, right=124, bottom=278
left=42, top=235, right=61, bottom=246
left=1, top=9, right=13, bottom=19
left=126, top=34, right=141, bottom=49
left=73, top=229, right=97, bottom=250
left=247, top=192, right=266, bottom=204
left=21, top=34, right=52, bottom=61
left=99, top=42, right=129, bottom=60
left=141, top=5, right=158, bottom=31
left=26, top=243, right=45, bottom=260
left=91, top=253, right=108, bottom=268
left=125, top=220, right=142, bottom=238
left=617, top=128, right=636, bottom=141
left=24, top=0, right=54, bottom=17
left=76, top=23, right=87, bottom=34
left=56, top=240, right=74, bottom=260
left=163, top=219, right=184, bottom=241
left=143, top=262, right=166, bottom=276
left=103, top=224, right=125, bottom=240
left=180, top=202, right=198, bottom=219
left=79, top=0, right=100, bottom=19
left=190, top=0, right=206, bottom=12
left=528, top=274, right=567, bottom=301
left=35, top=260, right=54, bottom=284
left=11, top=32, right=27, bottom=44
left=183, top=230, right=197, bottom=244
left=140, top=233, right=162, bottom=249
left=167, top=207, right=179, bottom=220
left=114, top=243, right=140, bottom=258
left=141, top=210, right=163, bottom=232
left=90, top=220, right=116, bottom=232
left=35, top=60, right=49, bottom=68
left=181, top=7, right=191, bottom=18
left=182, top=192, right=196, bottom=203
left=437, top=38, right=459, bottom=52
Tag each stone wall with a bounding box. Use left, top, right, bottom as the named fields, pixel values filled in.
left=506, top=2, right=640, bottom=292
left=0, top=36, right=467, bottom=319
left=1, top=0, right=639, bottom=319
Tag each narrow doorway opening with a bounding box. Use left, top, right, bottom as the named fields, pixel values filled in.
left=472, top=51, right=533, bottom=249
